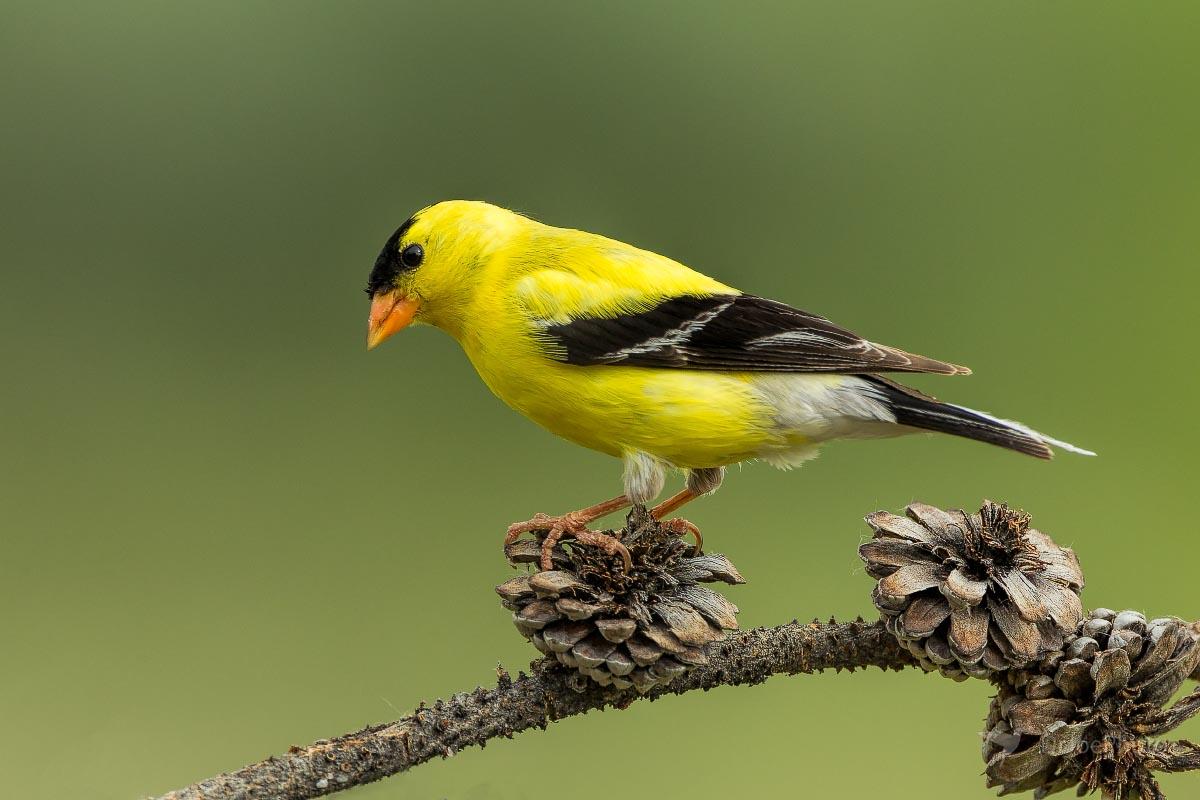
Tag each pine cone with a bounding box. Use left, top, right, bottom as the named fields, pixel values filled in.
left=983, top=609, right=1200, bottom=799
left=862, top=500, right=1084, bottom=680
left=498, top=506, right=744, bottom=693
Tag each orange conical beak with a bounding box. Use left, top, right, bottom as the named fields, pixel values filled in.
left=367, top=290, right=420, bottom=350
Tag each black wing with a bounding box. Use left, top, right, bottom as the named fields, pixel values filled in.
left=539, top=294, right=969, bottom=375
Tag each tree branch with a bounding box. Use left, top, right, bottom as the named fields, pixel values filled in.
left=151, top=618, right=913, bottom=800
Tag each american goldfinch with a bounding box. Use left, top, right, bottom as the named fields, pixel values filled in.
left=366, top=200, right=1092, bottom=568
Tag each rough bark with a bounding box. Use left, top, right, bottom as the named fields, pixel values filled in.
left=151, top=618, right=912, bottom=800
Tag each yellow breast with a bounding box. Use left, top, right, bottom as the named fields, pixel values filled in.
left=460, top=324, right=779, bottom=467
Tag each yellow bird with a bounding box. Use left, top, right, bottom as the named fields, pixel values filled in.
left=366, top=200, right=1092, bottom=568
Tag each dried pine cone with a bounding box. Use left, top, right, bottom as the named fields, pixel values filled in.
left=862, top=500, right=1084, bottom=680
left=983, top=608, right=1200, bottom=799
left=498, top=506, right=743, bottom=692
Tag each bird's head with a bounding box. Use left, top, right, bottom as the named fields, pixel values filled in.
left=366, top=200, right=527, bottom=348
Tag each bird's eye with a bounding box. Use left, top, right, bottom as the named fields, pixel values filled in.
left=400, top=243, right=424, bottom=269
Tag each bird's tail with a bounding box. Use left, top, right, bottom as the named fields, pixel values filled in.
left=862, top=376, right=1096, bottom=459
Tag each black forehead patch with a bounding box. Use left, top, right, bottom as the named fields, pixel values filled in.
left=365, top=216, right=417, bottom=295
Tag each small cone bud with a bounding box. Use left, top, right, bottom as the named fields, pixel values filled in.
left=499, top=506, right=743, bottom=692
left=861, top=500, right=1084, bottom=680
left=983, top=608, right=1200, bottom=798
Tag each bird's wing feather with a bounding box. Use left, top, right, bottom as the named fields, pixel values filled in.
left=534, top=292, right=970, bottom=375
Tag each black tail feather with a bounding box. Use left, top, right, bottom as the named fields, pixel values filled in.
left=863, top=376, right=1054, bottom=459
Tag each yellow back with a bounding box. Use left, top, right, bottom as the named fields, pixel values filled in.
left=396, top=200, right=736, bottom=341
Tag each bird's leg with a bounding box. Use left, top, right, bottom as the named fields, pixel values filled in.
left=505, top=494, right=633, bottom=571
left=651, top=488, right=696, bottom=518
left=651, top=468, right=722, bottom=553
left=505, top=495, right=632, bottom=541
left=650, top=489, right=703, bottom=553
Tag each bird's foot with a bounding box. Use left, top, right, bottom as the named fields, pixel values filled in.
left=505, top=512, right=633, bottom=573
left=658, top=517, right=703, bottom=554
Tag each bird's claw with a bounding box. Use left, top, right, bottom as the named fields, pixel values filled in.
left=505, top=513, right=558, bottom=545
left=659, top=517, right=703, bottom=554
left=563, top=528, right=634, bottom=573
left=505, top=512, right=633, bottom=573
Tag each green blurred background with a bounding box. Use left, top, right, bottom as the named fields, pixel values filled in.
left=3, top=2, right=1198, bottom=798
